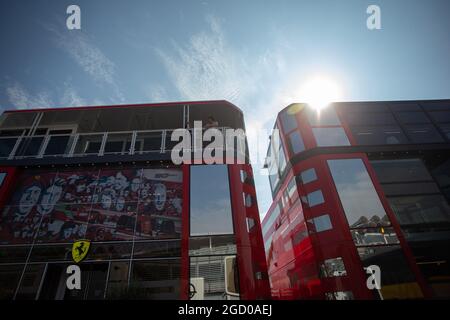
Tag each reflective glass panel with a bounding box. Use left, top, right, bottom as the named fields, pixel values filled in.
left=312, top=127, right=350, bottom=147
left=328, top=159, right=390, bottom=228
left=190, top=165, right=234, bottom=236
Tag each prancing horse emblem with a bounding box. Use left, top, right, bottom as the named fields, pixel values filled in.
left=72, top=240, right=91, bottom=263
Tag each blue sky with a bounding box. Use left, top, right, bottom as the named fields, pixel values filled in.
left=1, top=0, right=450, bottom=216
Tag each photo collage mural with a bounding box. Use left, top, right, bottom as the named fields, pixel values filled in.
left=0, top=166, right=183, bottom=244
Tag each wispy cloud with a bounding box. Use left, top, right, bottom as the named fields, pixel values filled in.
left=156, top=15, right=293, bottom=215
left=44, top=23, right=124, bottom=103
left=6, top=82, right=54, bottom=109
left=5, top=81, right=86, bottom=110
left=157, top=15, right=257, bottom=106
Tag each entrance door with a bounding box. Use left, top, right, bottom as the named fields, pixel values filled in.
left=38, top=263, right=108, bottom=300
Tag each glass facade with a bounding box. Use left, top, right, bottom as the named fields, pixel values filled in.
left=190, top=165, right=233, bottom=236
left=340, top=102, right=449, bottom=146
left=371, top=157, right=450, bottom=298
left=328, top=158, right=422, bottom=299
left=0, top=165, right=183, bottom=300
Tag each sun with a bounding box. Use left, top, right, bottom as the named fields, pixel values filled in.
left=298, top=75, right=342, bottom=111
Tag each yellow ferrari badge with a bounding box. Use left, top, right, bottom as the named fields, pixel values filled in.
left=72, top=240, right=91, bottom=263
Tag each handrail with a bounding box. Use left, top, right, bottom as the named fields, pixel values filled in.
left=0, top=126, right=239, bottom=160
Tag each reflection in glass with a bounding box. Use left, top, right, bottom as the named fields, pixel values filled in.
left=300, top=168, right=317, bottom=185
left=306, top=190, right=324, bottom=208
left=189, top=235, right=236, bottom=256
left=388, top=195, right=450, bottom=225
left=351, top=126, right=408, bottom=145
left=328, top=159, right=390, bottom=228
left=325, top=291, right=354, bottom=300
left=312, top=127, right=350, bottom=147
left=288, top=131, right=305, bottom=154
left=320, top=257, right=347, bottom=278
left=130, top=260, right=180, bottom=299
left=280, top=110, right=297, bottom=132
left=306, top=106, right=341, bottom=126
left=190, top=255, right=236, bottom=300
left=351, top=227, right=399, bottom=246
left=308, top=214, right=332, bottom=233
left=190, top=165, right=234, bottom=236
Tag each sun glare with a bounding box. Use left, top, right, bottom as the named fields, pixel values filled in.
left=299, top=75, right=342, bottom=111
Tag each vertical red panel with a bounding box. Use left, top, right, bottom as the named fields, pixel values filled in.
left=180, top=164, right=189, bottom=299
left=228, top=164, right=271, bottom=300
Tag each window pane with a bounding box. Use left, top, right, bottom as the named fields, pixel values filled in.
left=428, top=111, right=450, bottom=123
left=44, top=135, right=72, bottom=156
left=287, top=178, right=297, bottom=200
left=388, top=195, right=450, bottom=225
left=320, top=257, right=347, bottom=278
left=300, top=168, right=317, bottom=184
left=404, top=124, right=444, bottom=143
left=351, top=227, right=399, bottom=246
left=389, top=103, right=422, bottom=112
left=381, top=182, right=441, bottom=197
left=312, top=127, right=350, bottom=147
left=133, top=240, right=180, bottom=259
left=190, top=165, right=234, bottom=236
left=0, top=137, right=18, bottom=158
left=328, top=159, right=390, bottom=228
left=395, top=112, right=430, bottom=124
left=190, top=255, right=233, bottom=300
left=345, top=112, right=397, bottom=126
left=306, top=106, right=341, bottom=126
left=262, top=203, right=281, bottom=235
left=306, top=190, right=324, bottom=207
left=371, top=159, right=433, bottom=183
left=130, top=259, right=180, bottom=299
left=189, top=235, right=236, bottom=256
left=312, top=214, right=332, bottom=232
left=280, top=110, right=297, bottom=132
left=288, top=131, right=305, bottom=154
left=351, top=126, right=408, bottom=145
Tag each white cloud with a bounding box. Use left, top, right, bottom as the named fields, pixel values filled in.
left=6, top=82, right=54, bottom=109
left=157, top=15, right=257, bottom=106
left=60, top=82, right=86, bottom=106
left=5, top=81, right=88, bottom=110
left=147, top=85, right=169, bottom=102
left=45, top=23, right=124, bottom=103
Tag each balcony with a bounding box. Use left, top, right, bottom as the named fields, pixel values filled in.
left=0, top=127, right=247, bottom=163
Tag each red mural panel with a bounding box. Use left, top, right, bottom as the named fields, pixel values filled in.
left=0, top=166, right=183, bottom=244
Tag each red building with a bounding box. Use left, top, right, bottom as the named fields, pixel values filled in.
left=0, top=100, right=270, bottom=300
left=262, top=100, right=450, bottom=300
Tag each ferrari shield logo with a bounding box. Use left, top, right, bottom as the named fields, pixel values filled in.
left=72, top=240, right=91, bottom=263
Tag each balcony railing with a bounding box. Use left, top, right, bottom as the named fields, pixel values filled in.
left=0, top=127, right=245, bottom=161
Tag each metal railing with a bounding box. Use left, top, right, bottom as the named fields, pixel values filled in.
left=0, top=127, right=243, bottom=161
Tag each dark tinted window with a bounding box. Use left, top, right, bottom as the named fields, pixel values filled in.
left=346, top=112, right=397, bottom=126
left=395, top=112, right=430, bottom=124
left=288, top=131, right=305, bottom=154
left=280, top=110, right=297, bottom=132
left=351, top=126, right=408, bottom=145
left=371, top=159, right=433, bottom=183
left=389, top=103, right=421, bottom=112
left=404, top=124, right=444, bottom=143
left=428, top=111, right=450, bottom=123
